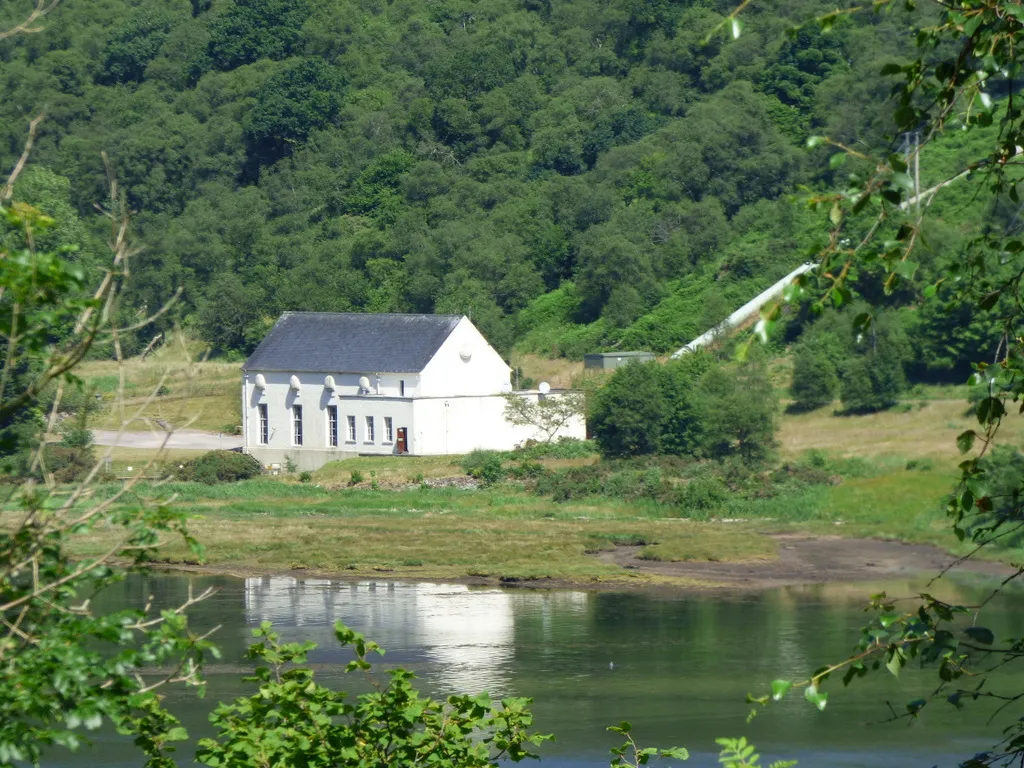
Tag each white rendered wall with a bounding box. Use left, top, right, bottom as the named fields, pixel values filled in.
left=418, top=317, right=511, bottom=397
left=411, top=393, right=585, bottom=455
left=243, top=372, right=415, bottom=469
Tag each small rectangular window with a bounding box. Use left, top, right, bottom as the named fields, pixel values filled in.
left=365, top=415, right=375, bottom=442
left=399, top=379, right=405, bottom=397
left=327, top=405, right=338, bottom=447
left=258, top=404, right=269, bottom=445
left=384, top=416, right=393, bottom=443
left=292, top=405, right=303, bottom=446
left=347, top=415, right=356, bottom=442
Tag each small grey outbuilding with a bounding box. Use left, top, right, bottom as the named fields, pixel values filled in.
left=583, top=351, right=656, bottom=370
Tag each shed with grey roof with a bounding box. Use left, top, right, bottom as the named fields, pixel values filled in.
left=583, top=351, right=656, bottom=370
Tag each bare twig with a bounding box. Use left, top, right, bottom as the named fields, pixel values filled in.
left=1, top=113, right=44, bottom=203
left=0, top=0, right=60, bottom=41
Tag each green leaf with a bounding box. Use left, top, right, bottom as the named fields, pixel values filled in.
left=893, top=260, right=918, bottom=279
left=964, top=627, right=995, bottom=645
left=886, top=649, right=904, bottom=678
left=804, top=685, right=828, bottom=711
left=881, top=189, right=902, bottom=205
left=956, top=430, right=977, bottom=454
left=661, top=747, right=689, bottom=760
left=770, top=680, right=793, bottom=701
left=730, top=17, right=742, bottom=39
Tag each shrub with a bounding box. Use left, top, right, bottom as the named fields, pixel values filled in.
left=533, top=464, right=605, bottom=501
left=514, top=437, right=597, bottom=459
left=675, top=471, right=729, bottom=512
left=603, top=468, right=664, bottom=500
left=590, top=361, right=667, bottom=457
left=59, top=413, right=94, bottom=450
left=508, top=460, right=545, bottom=479
left=349, top=469, right=365, bottom=485
left=176, top=450, right=262, bottom=484
left=43, top=445, right=96, bottom=484
left=789, top=339, right=839, bottom=411
left=839, top=312, right=911, bottom=413
left=299, top=471, right=312, bottom=483
left=692, top=357, right=777, bottom=465
left=460, top=449, right=505, bottom=484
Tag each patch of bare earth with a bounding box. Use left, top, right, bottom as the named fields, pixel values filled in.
left=594, top=534, right=1015, bottom=590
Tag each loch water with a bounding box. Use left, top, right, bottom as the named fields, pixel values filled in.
left=59, top=571, right=1024, bottom=766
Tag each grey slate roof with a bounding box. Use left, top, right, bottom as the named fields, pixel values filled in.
left=242, top=312, right=463, bottom=373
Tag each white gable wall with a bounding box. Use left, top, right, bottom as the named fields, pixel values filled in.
left=418, top=317, right=511, bottom=397
left=411, top=393, right=585, bottom=455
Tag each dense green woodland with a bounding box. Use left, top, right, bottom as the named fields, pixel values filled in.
left=0, top=0, right=1004, bottom=373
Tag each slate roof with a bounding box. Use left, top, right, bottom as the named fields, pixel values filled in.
left=242, top=312, right=463, bottom=373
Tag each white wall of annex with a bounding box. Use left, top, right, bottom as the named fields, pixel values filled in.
left=411, top=393, right=584, bottom=455
left=418, top=317, right=511, bottom=397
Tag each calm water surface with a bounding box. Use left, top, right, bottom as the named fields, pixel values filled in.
left=64, top=572, right=1024, bottom=767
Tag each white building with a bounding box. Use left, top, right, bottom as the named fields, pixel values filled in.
left=241, top=312, right=585, bottom=470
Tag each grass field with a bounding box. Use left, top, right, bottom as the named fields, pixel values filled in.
left=59, top=480, right=776, bottom=585
left=77, top=339, right=241, bottom=433
left=58, top=347, right=1023, bottom=584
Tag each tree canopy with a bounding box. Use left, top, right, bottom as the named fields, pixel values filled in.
left=0, top=0, right=980, bottom=363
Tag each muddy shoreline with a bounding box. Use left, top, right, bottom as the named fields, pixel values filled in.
left=142, top=534, right=1018, bottom=592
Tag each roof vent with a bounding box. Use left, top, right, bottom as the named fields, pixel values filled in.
left=459, top=346, right=473, bottom=362
left=254, top=374, right=267, bottom=390
left=289, top=375, right=301, bottom=391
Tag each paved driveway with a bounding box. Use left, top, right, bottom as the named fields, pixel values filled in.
left=92, top=429, right=243, bottom=451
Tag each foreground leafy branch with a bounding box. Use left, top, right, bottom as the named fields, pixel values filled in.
left=196, top=621, right=553, bottom=768
left=715, top=2, right=1024, bottom=763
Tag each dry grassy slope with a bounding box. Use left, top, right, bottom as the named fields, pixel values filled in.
left=78, top=342, right=242, bottom=433
left=778, top=398, right=1023, bottom=461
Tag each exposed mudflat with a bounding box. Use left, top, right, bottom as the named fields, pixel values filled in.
left=593, top=533, right=1017, bottom=590
left=142, top=534, right=1019, bottom=593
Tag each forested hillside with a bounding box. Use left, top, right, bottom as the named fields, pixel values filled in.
left=0, top=0, right=986, bottom=362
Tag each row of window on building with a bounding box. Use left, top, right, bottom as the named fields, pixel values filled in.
left=256, top=404, right=394, bottom=447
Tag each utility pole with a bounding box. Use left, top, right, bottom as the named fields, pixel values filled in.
left=902, top=131, right=921, bottom=211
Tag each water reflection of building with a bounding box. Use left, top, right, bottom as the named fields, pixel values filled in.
left=243, top=577, right=587, bottom=695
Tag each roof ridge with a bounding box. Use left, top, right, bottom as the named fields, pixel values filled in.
left=280, top=311, right=463, bottom=318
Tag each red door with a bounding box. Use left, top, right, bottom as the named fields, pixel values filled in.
left=396, top=427, right=408, bottom=454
